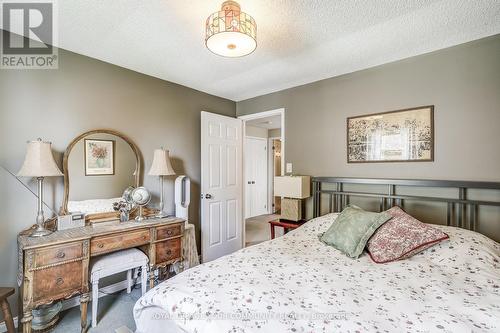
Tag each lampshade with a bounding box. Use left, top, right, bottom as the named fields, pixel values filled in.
left=148, top=149, right=176, bottom=176
left=17, top=139, right=63, bottom=177
left=205, top=1, right=257, bottom=57
left=274, top=176, right=311, bottom=199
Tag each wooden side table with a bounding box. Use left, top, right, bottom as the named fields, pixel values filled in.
left=0, top=287, right=15, bottom=333
left=269, top=219, right=306, bottom=239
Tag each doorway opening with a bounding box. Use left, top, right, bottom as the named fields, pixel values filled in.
left=238, top=109, right=285, bottom=247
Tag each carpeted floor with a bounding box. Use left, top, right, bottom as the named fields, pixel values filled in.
left=245, top=214, right=282, bottom=247
left=53, top=288, right=140, bottom=333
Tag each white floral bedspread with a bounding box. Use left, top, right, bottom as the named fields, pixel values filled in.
left=134, top=213, right=500, bottom=333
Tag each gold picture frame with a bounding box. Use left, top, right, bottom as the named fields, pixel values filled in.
left=84, top=139, right=115, bottom=175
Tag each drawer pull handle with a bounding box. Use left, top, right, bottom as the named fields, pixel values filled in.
left=166, top=250, right=172, bottom=256
left=56, top=277, right=64, bottom=286
left=56, top=251, right=66, bottom=259
left=167, top=230, right=173, bottom=235
left=98, top=243, right=104, bottom=249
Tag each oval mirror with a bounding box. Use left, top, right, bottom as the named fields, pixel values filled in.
left=61, top=129, right=141, bottom=221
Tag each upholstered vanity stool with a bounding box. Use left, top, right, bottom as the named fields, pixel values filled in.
left=90, top=248, right=149, bottom=328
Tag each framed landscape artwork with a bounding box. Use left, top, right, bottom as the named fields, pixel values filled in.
left=84, top=139, right=115, bottom=175
left=347, top=106, right=434, bottom=163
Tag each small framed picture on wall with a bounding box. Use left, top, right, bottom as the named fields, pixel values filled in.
left=84, top=139, right=115, bottom=175
left=347, top=106, right=434, bottom=163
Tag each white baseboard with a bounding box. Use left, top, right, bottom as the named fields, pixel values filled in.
left=0, top=279, right=134, bottom=333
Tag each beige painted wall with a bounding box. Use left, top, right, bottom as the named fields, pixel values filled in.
left=237, top=35, right=500, bottom=239
left=238, top=35, right=500, bottom=181
left=245, top=125, right=268, bottom=138
left=0, top=31, right=235, bottom=317
left=268, top=128, right=281, bottom=138
left=246, top=126, right=282, bottom=139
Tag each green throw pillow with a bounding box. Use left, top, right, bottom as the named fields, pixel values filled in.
left=320, top=205, right=391, bottom=258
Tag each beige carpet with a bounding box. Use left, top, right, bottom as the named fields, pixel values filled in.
left=245, top=214, right=282, bottom=247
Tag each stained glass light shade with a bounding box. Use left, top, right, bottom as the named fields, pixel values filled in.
left=206, top=1, right=257, bottom=57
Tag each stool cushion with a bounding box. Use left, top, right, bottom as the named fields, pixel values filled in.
left=91, top=248, right=148, bottom=274
left=90, top=248, right=149, bottom=328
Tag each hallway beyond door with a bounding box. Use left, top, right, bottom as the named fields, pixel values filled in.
left=245, top=214, right=282, bottom=247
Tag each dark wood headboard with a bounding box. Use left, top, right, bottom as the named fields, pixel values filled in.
left=312, top=177, right=500, bottom=234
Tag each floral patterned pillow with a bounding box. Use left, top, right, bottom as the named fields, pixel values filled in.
left=367, top=206, right=449, bottom=263
left=320, top=205, right=392, bottom=258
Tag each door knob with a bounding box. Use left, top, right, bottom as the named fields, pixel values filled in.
left=205, top=194, right=213, bottom=199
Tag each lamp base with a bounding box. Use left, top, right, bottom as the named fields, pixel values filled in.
left=30, top=177, right=54, bottom=237
left=30, top=226, right=53, bottom=238
left=280, top=198, right=303, bottom=222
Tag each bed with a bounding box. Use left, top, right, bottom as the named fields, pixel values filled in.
left=134, top=177, right=500, bottom=333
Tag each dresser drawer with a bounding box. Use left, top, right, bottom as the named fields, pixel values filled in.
left=91, top=229, right=150, bottom=255
left=33, top=261, right=83, bottom=303
left=156, top=223, right=182, bottom=240
left=156, top=238, right=181, bottom=264
left=34, top=242, right=84, bottom=268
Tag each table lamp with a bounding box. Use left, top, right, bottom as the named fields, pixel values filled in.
left=274, top=176, right=311, bottom=221
left=148, top=148, right=176, bottom=218
left=17, top=139, right=63, bottom=237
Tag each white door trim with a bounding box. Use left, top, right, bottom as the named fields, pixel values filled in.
left=244, top=136, right=268, bottom=218
left=245, top=135, right=268, bottom=140
left=268, top=136, right=281, bottom=214
left=239, top=108, right=285, bottom=247
left=238, top=108, right=285, bottom=175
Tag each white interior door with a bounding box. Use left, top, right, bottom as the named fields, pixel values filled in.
left=244, top=137, right=268, bottom=218
left=244, top=138, right=253, bottom=219
left=201, top=111, right=243, bottom=262
left=253, top=138, right=268, bottom=216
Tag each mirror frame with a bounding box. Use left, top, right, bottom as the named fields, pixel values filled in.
left=60, top=129, right=142, bottom=215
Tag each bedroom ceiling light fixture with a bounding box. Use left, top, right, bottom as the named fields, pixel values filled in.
left=205, top=1, right=257, bottom=57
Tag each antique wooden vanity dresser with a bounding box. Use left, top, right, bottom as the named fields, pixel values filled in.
left=18, top=218, right=184, bottom=332
left=17, top=129, right=185, bottom=332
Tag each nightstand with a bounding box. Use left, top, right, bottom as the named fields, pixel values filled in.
left=269, top=219, right=306, bottom=239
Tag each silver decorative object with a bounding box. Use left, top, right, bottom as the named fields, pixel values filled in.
left=131, top=187, right=151, bottom=221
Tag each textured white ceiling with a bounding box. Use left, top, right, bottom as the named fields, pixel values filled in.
left=10, top=1, right=500, bottom=101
